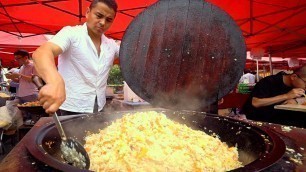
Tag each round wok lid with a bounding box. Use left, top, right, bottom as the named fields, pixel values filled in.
left=119, top=0, right=246, bottom=110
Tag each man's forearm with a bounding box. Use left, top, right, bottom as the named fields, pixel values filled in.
left=32, top=44, right=60, bottom=83
left=252, top=94, right=288, bottom=108
left=19, top=74, right=33, bottom=82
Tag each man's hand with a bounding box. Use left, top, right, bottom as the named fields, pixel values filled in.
left=5, top=72, right=20, bottom=79
left=38, top=76, right=66, bottom=114
left=282, top=99, right=298, bottom=105
left=296, top=97, right=306, bottom=105
left=286, top=88, right=305, bottom=99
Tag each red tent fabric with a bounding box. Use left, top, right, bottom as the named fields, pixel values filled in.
left=0, top=32, right=50, bottom=67
left=0, top=44, right=59, bottom=68
left=0, top=0, right=305, bottom=62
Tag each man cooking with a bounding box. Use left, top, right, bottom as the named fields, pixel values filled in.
left=6, top=50, right=39, bottom=121
left=32, top=0, right=119, bottom=115
left=242, top=65, right=306, bottom=127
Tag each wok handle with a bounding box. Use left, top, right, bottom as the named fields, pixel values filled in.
left=32, top=75, right=45, bottom=90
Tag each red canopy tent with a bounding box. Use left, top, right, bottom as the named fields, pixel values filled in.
left=0, top=0, right=305, bottom=67
left=0, top=31, right=50, bottom=67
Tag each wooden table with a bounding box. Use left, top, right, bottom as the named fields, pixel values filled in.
left=275, top=104, right=306, bottom=112
left=0, top=116, right=305, bottom=171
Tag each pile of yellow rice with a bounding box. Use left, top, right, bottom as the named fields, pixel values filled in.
left=84, top=111, right=242, bottom=172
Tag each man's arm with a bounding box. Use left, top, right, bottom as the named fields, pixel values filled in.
left=32, top=42, right=66, bottom=113
left=12, top=73, right=32, bottom=82
left=32, top=42, right=62, bottom=83
left=5, top=72, right=24, bottom=83
left=5, top=73, right=18, bottom=80
left=12, top=78, right=19, bottom=83
left=252, top=88, right=305, bottom=107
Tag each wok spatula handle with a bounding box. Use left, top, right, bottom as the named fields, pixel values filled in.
left=52, top=113, right=67, bottom=141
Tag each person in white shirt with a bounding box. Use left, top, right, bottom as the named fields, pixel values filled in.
left=7, top=68, right=20, bottom=94
left=32, top=0, right=119, bottom=115
left=239, top=69, right=256, bottom=84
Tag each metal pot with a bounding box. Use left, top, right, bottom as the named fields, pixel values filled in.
left=25, top=110, right=285, bottom=172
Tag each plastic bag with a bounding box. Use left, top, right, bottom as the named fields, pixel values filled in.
left=3, top=99, right=23, bottom=131
left=0, top=105, right=11, bottom=130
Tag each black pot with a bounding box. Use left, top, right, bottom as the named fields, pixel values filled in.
left=25, top=110, right=285, bottom=172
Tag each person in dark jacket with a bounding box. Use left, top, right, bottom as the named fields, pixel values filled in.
left=242, top=65, right=306, bottom=127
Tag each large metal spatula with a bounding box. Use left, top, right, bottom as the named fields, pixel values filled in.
left=52, top=112, right=90, bottom=169
left=32, top=75, right=90, bottom=169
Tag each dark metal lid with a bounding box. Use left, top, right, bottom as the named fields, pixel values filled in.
left=119, top=0, right=246, bottom=110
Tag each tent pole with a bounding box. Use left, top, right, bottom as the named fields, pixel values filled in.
left=256, top=59, right=259, bottom=82
left=78, top=0, right=82, bottom=22
left=250, top=0, right=253, bottom=35
left=268, top=53, right=273, bottom=75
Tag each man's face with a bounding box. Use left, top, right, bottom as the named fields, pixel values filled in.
left=14, top=55, right=26, bottom=65
left=86, top=2, right=116, bottom=37
left=293, top=74, right=306, bottom=90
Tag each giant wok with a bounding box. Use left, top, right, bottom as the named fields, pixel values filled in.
left=25, top=110, right=285, bottom=172
left=26, top=0, right=286, bottom=171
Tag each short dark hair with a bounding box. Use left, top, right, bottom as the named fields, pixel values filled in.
left=90, top=0, right=118, bottom=13
left=243, top=69, right=251, bottom=74
left=14, top=49, right=29, bottom=58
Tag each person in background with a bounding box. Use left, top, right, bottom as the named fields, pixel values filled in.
left=5, top=50, right=39, bottom=120
left=32, top=0, right=119, bottom=115
left=239, top=69, right=255, bottom=84
left=0, top=66, right=4, bottom=83
left=6, top=68, right=20, bottom=94
left=242, top=65, right=306, bottom=127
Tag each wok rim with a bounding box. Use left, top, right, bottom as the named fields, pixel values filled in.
left=25, top=112, right=285, bottom=172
